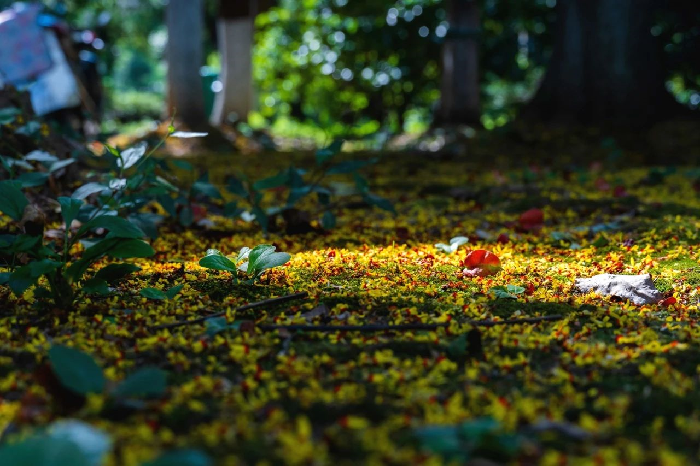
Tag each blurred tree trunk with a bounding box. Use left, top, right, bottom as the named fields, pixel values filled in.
left=210, top=0, right=254, bottom=125
left=524, top=0, right=681, bottom=127
left=438, top=0, right=481, bottom=127
left=166, top=0, right=206, bottom=129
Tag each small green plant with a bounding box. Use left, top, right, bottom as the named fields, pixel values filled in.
left=198, top=244, right=291, bottom=284
left=490, top=284, right=526, bottom=299
left=224, top=139, right=393, bottom=234
left=140, top=284, right=184, bottom=300
left=0, top=182, right=155, bottom=308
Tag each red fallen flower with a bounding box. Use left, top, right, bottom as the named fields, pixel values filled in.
left=519, top=208, right=544, bottom=231
left=497, top=233, right=510, bottom=244
left=659, top=296, right=677, bottom=306
left=191, top=203, right=208, bottom=223
left=462, top=250, right=501, bottom=277
left=613, top=185, right=628, bottom=198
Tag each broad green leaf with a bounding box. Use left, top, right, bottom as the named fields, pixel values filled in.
left=226, top=176, right=248, bottom=198
left=316, top=139, right=344, bottom=165
left=25, top=150, right=58, bottom=163
left=157, top=195, right=177, bottom=217
left=322, top=211, right=336, bottom=230
left=0, top=435, right=90, bottom=466
left=81, top=215, right=146, bottom=239
left=179, top=206, right=193, bottom=227
left=253, top=170, right=289, bottom=191
left=0, top=180, right=29, bottom=221
left=16, top=172, right=49, bottom=187
left=81, top=278, right=110, bottom=295
left=8, top=266, right=38, bottom=295
left=170, top=160, right=193, bottom=170
left=28, top=259, right=62, bottom=277
left=58, top=197, right=83, bottom=230
left=119, top=142, right=148, bottom=170
left=142, top=449, right=212, bottom=466
left=326, top=158, right=377, bottom=175
left=199, top=252, right=238, bottom=273
left=205, top=317, right=229, bottom=337
left=192, top=180, right=222, bottom=199
left=48, top=345, right=105, bottom=395
left=252, top=207, right=268, bottom=233
left=140, top=288, right=167, bottom=300
left=72, top=183, right=108, bottom=200
left=95, top=263, right=141, bottom=282
left=165, top=284, right=184, bottom=300
left=49, top=158, right=76, bottom=173
left=107, top=239, right=155, bottom=259
left=364, top=193, right=395, bottom=213
left=115, top=367, right=167, bottom=398
left=48, top=419, right=112, bottom=466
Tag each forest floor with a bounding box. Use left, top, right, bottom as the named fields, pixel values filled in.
left=2, top=139, right=700, bottom=465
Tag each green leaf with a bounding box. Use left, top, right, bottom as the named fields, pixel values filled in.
left=0, top=435, right=90, bottom=466
left=142, top=449, right=213, bottom=466
left=140, top=287, right=167, bottom=300
left=49, top=158, right=76, bottom=173
left=192, top=179, right=222, bottom=199
left=165, top=284, right=184, bottom=299
left=81, top=278, right=110, bottom=295
left=247, top=244, right=290, bottom=277
left=157, top=195, right=177, bottom=217
left=321, top=211, right=336, bottom=230
left=72, top=182, right=108, bottom=200
left=119, top=142, right=148, bottom=170
left=316, top=139, right=344, bottom=165
left=170, top=160, right=193, bottom=170
left=491, top=285, right=525, bottom=299
left=95, top=263, right=141, bottom=283
left=48, top=345, right=105, bottom=395
left=253, top=170, right=290, bottom=191
left=199, top=250, right=238, bottom=274
left=58, top=197, right=83, bottom=230
left=0, top=180, right=29, bottom=221
left=108, top=239, right=155, bottom=259
left=353, top=173, right=369, bottom=194
left=115, top=367, right=167, bottom=398
left=326, top=158, right=377, bottom=174
left=48, top=420, right=112, bottom=466
left=205, top=317, right=229, bottom=337
left=16, top=172, right=49, bottom=187
left=252, top=206, right=268, bottom=233
left=8, top=266, right=38, bottom=295
left=66, top=239, right=153, bottom=283
left=81, top=215, right=146, bottom=239
left=179, top=206, right=193, bottom=227
left=25, top=150, right=58, bottom=163
left=364, top=193, right=395, bottom=213
left=227, top=176, right=248, bottom=198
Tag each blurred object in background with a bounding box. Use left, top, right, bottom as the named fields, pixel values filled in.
left=0, top=1, right=106, bottom=136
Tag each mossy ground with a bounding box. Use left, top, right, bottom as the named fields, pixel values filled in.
left=2, top=149, right=700, bottom=465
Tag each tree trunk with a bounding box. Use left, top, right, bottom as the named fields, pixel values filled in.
left=166, top=0, right=207, bottom=129
left=210, top=17, right=254, bottom=125
left=438, top=0, right=481, bottom=126
left=524, top=0, right=680, bottom=128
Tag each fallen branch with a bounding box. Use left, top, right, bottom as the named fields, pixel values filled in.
left=258, top=314, right=564, bottom=332
left=149, top=291, right=309, bottom=331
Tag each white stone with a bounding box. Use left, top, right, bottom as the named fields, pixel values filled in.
left=574, top=273, right=662, bottom=305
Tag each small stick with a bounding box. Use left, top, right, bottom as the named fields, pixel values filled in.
left=150, top=291, right=308, bottom=331
left=258, top=314, right=564, bottom=332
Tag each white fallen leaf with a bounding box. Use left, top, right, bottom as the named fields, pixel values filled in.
left=49, top=419, right=111, bottom=466
left=574, top=273, right=662, bottom=305
left=171, top=131, right=209, bottom=139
